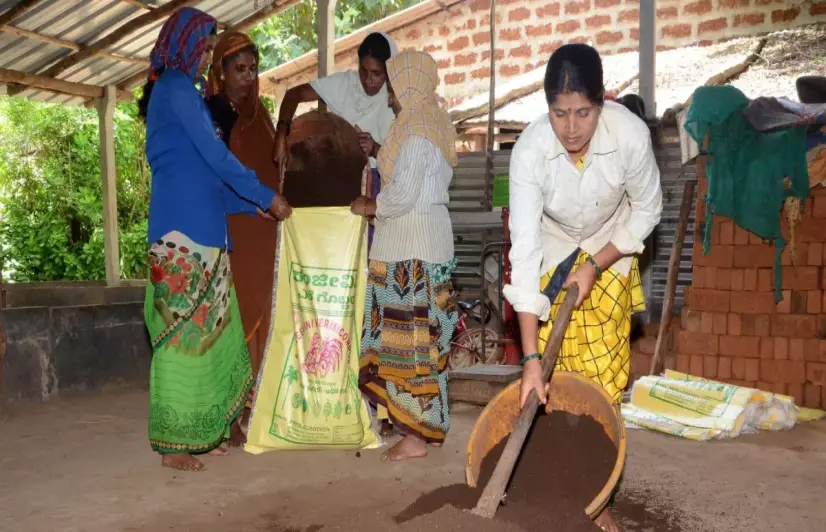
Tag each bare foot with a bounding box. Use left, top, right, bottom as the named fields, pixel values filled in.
left=228, top=418, right=246, bottom=448
left=239, top=407, right=251, bottom=436
left=381, top=435, right=428, bottom=461
left=207, top=443, right=229, bottom=456
left=594, top=508, right=620, bottom=532
left=161, top=453, right=205, bottom=472
left=429, top=442, right=443, bottom=447
left=380, top=420, right=395, bottom=438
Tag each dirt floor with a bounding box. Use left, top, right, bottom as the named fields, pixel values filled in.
left=1, top=388, right=825, bottom=532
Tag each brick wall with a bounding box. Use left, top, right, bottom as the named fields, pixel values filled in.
left=263, top=0, right=826, bottom=107
left=671, top=170, right=826, bottom=408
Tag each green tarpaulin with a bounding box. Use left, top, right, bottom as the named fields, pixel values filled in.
left=684, top=85, right=809, bottom=300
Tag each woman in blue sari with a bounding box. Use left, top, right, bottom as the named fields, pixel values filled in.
left=138, top=7, right=291, bottom=472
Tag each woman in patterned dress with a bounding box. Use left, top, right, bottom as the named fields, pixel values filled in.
left=505, top=44, right=662, bottom=531
left=350, top=51, right=459, bottom=461
left=137, top=7, right=291, bottom=472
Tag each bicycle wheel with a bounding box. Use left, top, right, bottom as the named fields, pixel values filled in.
left=448, top=327, right=504, bottom=370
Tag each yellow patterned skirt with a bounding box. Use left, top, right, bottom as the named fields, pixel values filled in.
left=538, top=251, right=645, bottom=403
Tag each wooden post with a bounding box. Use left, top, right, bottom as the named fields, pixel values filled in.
left=639, top=0, right=656, bottom=119
left=316, top=0, right=337, bottom=79
left=483, top=0, right=496, bottom=212
left=98, top=85, right=120, bottom=286
left=0, top=269, right=6, bottom=411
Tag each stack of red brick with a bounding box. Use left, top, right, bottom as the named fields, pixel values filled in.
left=673, top=181, right=826, bottom=408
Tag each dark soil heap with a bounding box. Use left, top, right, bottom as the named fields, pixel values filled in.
left=395, top=411, right=616, bottom=531
left=281, top=111, right=368, bottom=208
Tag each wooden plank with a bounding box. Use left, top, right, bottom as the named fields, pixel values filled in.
left=0, top=269, right=5, bottom=409
left=483, top=0, right=496, bottom=211
left=98, top=86, right=121, bottom=286
left=0, top=67, right=133, bottom=101
left=0, top=25, right=149, bottom=66
left=316, top=0, right=337, bottom=78
left=650, top=180, right=695, bottom=374
left=451, top=364, right=521, bottom=383
left=449, top=378, right=511, bottom=406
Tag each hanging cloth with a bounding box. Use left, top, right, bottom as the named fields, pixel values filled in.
left=684, top=85, right=809, bottom=300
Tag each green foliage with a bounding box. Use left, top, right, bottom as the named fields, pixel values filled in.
left=249, top=0, right=421, bottom=72
left=0, top=97, right=149, bottom=282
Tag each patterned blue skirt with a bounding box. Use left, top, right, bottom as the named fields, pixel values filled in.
left=358, top=258, right=458, bottom=442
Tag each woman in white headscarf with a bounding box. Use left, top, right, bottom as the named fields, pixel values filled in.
left=274, top=32, right=398, bottom=196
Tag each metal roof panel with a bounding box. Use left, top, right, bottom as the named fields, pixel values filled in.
left=0, top=0, right=281, bottom=105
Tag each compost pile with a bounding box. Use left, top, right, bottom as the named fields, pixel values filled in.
left=281, top=111, right=368, bottom=208
left=395, top=411, right=616, bottom=531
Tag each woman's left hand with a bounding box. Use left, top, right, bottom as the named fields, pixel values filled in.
left=256, top=208, right=275, bottom=221
left=563, top=262, right=598, bottom=307
left=358, top=132, right=377, bottom=158
left=350, top=196, right=376, bottom=217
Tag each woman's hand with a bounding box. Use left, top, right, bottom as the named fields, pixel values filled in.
left=256, top=207, right=275, bottom=220
left=269, top=195, right=292, bottom=221
left=520, top=358, right=549, bottom=408
left=273, top=127, right=288, bottom=171
left=358, top=132, right=378, bottom=158
left=350, top=196, right=376, bottom=217
left=563, top=262, right=597, bottom=307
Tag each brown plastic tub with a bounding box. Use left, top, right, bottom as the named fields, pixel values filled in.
left=465, top=371, right=627, bottom=520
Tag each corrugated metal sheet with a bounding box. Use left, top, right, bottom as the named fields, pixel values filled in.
left=0, top=0, right=278, bottom=106
left=448, top=151, right=506, bottom=293
left=647, top=128, right=697, bottom=319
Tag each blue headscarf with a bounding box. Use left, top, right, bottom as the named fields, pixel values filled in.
left=148, top=7, right=217, bottom=88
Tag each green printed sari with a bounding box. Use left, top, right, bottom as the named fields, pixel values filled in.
left=145, top=231, right=253, bottom=453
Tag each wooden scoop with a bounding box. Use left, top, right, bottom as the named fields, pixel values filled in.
left=472, top=284, right=579, bottom=519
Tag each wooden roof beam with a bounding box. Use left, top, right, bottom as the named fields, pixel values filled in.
left=119, top=0, right=227, bottom=29
left=24, top=0, right=199, bottom=84
left=120, top=0, right=157, bottom=9
left=0, top=0, right=44, bottom=27
left=0, top=25, right=149, bottom=65
left=231, top=0, right=300, bottom=33
left=0, top=67, right=134, bottom=102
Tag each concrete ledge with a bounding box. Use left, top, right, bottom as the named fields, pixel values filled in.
left=0, top=301, right=150, bottom=406
left=3, top=282, right=146, bottom=309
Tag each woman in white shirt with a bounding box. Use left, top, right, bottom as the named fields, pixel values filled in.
left=350, top=51, right=458, bottom=462
left=505, top=44, right=662, bottom=531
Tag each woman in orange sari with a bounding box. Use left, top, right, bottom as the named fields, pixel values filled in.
left=205, top=32, right=281, bottom=436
